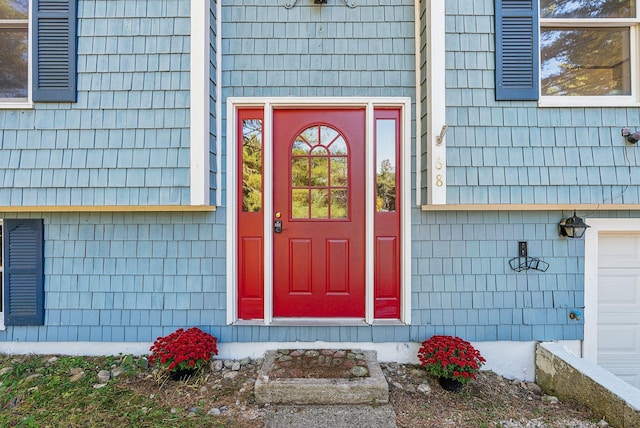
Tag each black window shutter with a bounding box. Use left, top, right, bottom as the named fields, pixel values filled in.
left=32, top=0, right=77, bottom=102
left=4, top=219, right=45, bottom=326
left=495, top=0, right=539, bottom=100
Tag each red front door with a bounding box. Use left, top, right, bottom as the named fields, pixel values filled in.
left=273, top=109, right=366, bottom=317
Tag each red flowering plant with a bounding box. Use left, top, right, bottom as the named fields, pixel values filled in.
left=417, top=335, right=486, bottom=384
left=148, top=327, right=218, bottom=375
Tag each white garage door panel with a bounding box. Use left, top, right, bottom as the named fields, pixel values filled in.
left=598, top=273, right=640, bottom=307
left=599, top=234, right=640, bottom=267
left=597, top=234, right=640, bottom=389
left=597, top=325, right=638, bottom=353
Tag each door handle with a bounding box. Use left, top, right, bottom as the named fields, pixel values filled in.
left=274, top=219, right=283, bottom=233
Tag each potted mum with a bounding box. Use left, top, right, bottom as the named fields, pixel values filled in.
left=417, top=335, right=486, bottom=392
left=149, top=327, right=218, bottom=380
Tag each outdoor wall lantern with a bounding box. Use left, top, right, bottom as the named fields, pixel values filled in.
left=285, top=0, right=356, bottom=8
left=558, top=211, right=590, bottom=239
left=622, top=128, right=640, bottom=144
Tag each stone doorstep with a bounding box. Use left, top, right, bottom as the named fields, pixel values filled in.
left=254, top=350, right=389, bottom=405
left=264, top=404, right=397, bottom=428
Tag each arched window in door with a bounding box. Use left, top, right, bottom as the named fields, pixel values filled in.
left=290, top=125, right=349, bottom=220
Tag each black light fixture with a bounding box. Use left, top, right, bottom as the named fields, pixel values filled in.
left=622, top=127, right=640, bottom=144
left=558, top=211, right=590, bottom=239
left=285, top=0, right=355, bottom=8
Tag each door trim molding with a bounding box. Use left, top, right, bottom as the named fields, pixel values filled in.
left=583, top=218, right=640, bottom=361
left=226, top=97, right=412, bottom=325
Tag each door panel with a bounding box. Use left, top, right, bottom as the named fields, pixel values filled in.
left=273, top=109, right=365, bottom=317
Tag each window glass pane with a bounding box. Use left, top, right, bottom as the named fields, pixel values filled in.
left=292, top=189, right=309, bottom=219
left=310, top=157, right=328, bottom=186
left=311, top=146, right=327, bottom=156
left=0, top=29, right=28, bottom=98
left=541, top=0, right=635, bottom=18
left=320, top=127, right=339, bottom=146
left=292, top=138, right=311, bottom=154
left=330, top=190, right=348, bottom=219
left=310, top=189, right=329, bottom=219
left=330, top=157, right=348, bottom=187
left=329, top=137, right=347, bottom=155
left=291, top=157, right=309, bottom=187
left=300, top=126, right=318, bottom=146
left=0, top=0, right=28, bottom=19
left=242, top=119, right=262, bottom=212
left=541, top=28, right=631, bottom=96
left=376, top=119, right=397, bottom=212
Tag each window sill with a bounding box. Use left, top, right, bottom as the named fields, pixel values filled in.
left=0, top=100, right=34, bottom=109
left=538, top=96, right=639, bottom=108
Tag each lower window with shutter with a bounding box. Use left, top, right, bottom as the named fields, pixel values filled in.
left=0, top=219, right=45, bottom=327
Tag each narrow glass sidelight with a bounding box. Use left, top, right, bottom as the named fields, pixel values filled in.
left=375, top=119, right=397, bottom=212
left=374, top=109, right=401, bottom=319
left=237, top=109, right=265, bottom=320
left=242, top=119, right=263, bottom=212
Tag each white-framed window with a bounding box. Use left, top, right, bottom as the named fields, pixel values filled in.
left=0, top=0, right=29, bottom=104
left=539, top=0, right=640, bottom=107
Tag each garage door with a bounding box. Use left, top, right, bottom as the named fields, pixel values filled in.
left=597, top=233, right=640, bottom=389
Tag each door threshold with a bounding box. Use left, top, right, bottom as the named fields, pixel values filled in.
left=233, top=318, right=405, bottom=327
left=271, top=317, right=367, bottom=326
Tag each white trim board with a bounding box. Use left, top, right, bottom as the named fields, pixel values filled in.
left=0, top=340, right=573, bottom=382
left=189, top=0, right=210, bottom=206
left=226, top=97, right=412, bottom=325
left=583, top=218, right=640, bottom=362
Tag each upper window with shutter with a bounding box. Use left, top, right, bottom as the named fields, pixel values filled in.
left=496, top=0, right=640, bottom=106
left=0, top=0, right=76, bottom=107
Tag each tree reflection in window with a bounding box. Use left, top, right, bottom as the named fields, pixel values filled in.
left=242, top=119, right=262, bottom=212
left=0, top=0, right=29, bottom=99
left=376, top=119, right=396, bottom=212
left=291, top=125, right=348, bottom=219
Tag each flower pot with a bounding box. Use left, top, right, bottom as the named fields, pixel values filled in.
left=169, top=368, right=196, bottom=381
left=438, top=377, right=464, bottom=392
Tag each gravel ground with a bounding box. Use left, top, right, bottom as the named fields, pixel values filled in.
left=123, top=358, right=606, bottom=427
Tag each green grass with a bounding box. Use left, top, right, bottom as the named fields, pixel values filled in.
left=0, top=354, right=225, bottom=428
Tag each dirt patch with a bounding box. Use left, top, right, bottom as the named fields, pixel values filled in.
left=383, top=363, right=602, bottom=428
left=267, top=349, right=370, bottom=379
left=126, top=358, right=602, bottom=427
left=1, top=353, right=605, bottom=427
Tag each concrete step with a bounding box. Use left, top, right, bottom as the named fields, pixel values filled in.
left=264, top=404, right=397, bottom=428
left=254, top=349, right=389, bottom=405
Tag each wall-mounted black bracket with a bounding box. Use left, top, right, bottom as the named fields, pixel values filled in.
left=509, top=241, right=549, bottom=272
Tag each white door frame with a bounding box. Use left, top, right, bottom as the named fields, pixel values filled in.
left=583, top=218, right=640, bottom=361
left=226, top=97, right=412, bottom=326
